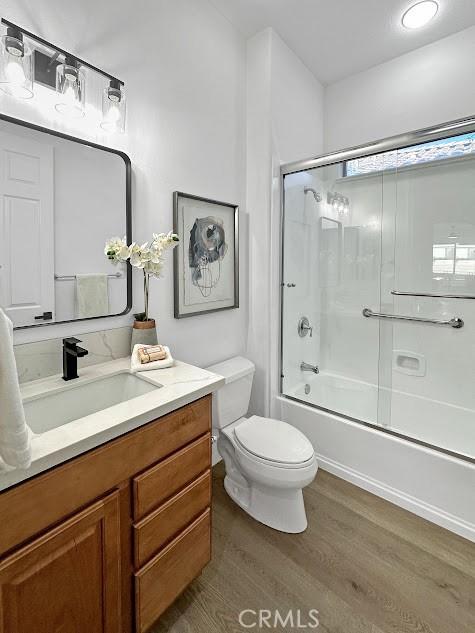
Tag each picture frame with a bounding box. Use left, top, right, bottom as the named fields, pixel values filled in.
left=173, top=192, right=239, bottom=318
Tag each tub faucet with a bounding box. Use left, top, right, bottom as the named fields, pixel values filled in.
left=300, top=362, right=319, bottom=374
left=63, top=337, right=88, bottom=381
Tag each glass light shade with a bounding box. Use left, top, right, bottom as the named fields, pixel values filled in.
left=402, top=1, right=438, bottom=29
left=101, top=82, right=126, bottom=133
left=0, top=34, right=33, bottom=99
left=55, top=62, right=85, bottom=118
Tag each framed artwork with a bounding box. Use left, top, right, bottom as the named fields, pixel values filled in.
left=173, top=192, right=239, bottom=318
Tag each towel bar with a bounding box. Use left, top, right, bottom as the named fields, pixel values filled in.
left=362, top=308, right=464, bottom=329
left=55, top=273, right=122, bottom=281
left=392, top=290, right=475, bottom=300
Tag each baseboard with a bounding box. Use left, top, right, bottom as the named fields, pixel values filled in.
left=317, top=453, right=475, bottom=543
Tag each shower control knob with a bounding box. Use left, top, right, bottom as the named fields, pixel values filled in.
left=298, top=316, right=313, bottom=338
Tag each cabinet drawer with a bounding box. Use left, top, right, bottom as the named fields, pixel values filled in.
left=133, top=434, right=211, bottom=520
left=134, top=470, right=211, bottom=568
left=135, top=509, right=211, bottom=633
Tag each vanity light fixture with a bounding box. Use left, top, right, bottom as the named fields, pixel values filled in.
left=101, top=79, right=126, bottom=133
left=0, top=26, right=33, bottom=98
left=55, top=56, right=85, bottom=118
left=0, top=18, right=126, bottom=132
left=402, top=1, right=438, bottom=29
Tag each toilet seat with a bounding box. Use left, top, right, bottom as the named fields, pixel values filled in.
left=233, top=416, right=314, bottom=467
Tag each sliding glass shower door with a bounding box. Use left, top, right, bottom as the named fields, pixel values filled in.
left=382, top=140, right=475, bottom=458
left=282, top=163, right=385, bottom=426
left=281, top=128, right=475, bottom=460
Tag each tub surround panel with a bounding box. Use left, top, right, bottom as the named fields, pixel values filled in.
left=14, top=327, right=132, bottom=383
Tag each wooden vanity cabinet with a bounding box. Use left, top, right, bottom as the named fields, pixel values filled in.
left=0, top=492, right=121, bottom=633
left=0, top=395, right=212, bottom=633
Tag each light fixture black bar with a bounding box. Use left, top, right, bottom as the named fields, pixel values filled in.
left=1, top=18, right=124, bottom=86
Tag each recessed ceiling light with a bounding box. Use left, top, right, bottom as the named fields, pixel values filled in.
left=402, top=1, right=439, bottom=29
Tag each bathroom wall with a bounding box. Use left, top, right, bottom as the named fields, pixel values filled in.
left=325, top=25, right=475, bottom=152
left=5, top=0, right=248, bottom=369
left=245, top=28, right=324, bottom=416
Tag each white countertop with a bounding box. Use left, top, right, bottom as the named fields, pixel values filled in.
left=0, top=358, right=224, bottom=492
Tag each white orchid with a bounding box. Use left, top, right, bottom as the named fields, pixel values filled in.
left=105, top=230, right=179, bottom=321
left=105, top=236, right=129, bottom=264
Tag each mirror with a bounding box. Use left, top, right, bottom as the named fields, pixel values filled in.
left=0, top=114, right=131, bottom=329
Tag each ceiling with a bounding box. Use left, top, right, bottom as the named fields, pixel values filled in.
left=209, top=0, right=475, bottom=84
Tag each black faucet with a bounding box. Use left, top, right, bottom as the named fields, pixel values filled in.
left=62, top=337, right=89, bottom=381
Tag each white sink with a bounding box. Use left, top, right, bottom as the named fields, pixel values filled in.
left=24, top=372, right=159, bottom=434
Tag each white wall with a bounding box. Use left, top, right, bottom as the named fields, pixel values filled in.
left=269, top=32, right=324, bottom=165
left=5, top=0, right=248, bottom=369
left=245, top=28, right=324, bottom=416
left=325, top=25, right=475, bottom=152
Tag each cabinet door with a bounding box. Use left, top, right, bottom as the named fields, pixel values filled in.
left=0, top=491, right=121, bottom=633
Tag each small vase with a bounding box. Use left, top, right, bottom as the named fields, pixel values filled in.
left=131, top=319, right=158, bottom=352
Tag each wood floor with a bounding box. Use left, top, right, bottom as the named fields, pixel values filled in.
left=151, top=463, right=475, bottom=633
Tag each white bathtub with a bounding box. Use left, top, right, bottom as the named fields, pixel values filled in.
left=277, top=373, right=475, bottom=542
left=289, top=371, right=475, bottom=459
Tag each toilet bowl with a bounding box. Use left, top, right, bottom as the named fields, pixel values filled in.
left=207, top=357, right=318, bottom=533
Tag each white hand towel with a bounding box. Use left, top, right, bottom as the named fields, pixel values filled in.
left=0, top=308, right=32, bottom=469
left=131, top=345, right=174, bottom=372
left=76, top=274, right=109, bottom=318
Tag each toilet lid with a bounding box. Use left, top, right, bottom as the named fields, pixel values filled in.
left=233, top=416, right=314, bottom=465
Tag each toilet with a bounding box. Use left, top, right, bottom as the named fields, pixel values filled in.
left=207, top=356, right=318, bottom=533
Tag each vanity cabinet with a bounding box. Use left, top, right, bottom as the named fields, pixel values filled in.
left=0, top=395, right=212, bottom=633
left=0, top=492, right=121, bottom=633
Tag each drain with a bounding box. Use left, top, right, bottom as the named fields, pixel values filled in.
left=304, top=383, right=311, bottom=395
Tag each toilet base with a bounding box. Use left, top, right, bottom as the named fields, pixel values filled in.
left=223, top=474, right=308, bottom=534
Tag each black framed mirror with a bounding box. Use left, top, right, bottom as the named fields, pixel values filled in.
left=0, top=113, right=132, bottom=329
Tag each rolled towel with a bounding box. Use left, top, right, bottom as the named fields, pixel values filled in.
left=139, top=344, right=167, bottom=364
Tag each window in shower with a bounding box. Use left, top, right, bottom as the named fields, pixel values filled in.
left=281, top=125, right=475, bottom=461
left=345, top=132, right=475, bottom=176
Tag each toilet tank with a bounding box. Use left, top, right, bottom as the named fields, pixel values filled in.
left=206, top=357, right=255, bottom=429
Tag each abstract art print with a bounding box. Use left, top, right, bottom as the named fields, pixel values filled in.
left=173, top=192, right=239, bottom=318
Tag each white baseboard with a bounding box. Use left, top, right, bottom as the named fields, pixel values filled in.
left=317, top=453, right=475, bottom=542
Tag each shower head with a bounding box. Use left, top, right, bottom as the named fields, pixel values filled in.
left=304, top=187, right=321, bottom=203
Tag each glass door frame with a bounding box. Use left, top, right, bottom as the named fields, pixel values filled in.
left=279, top=114, right=475, bottom=464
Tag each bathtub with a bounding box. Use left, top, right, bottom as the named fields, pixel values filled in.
left=288, top=371, right=475, bottom=460
left=277, top=372, right=475, bottom=542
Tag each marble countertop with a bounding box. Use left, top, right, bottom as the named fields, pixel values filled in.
left=0, top=358, right=224, bottom=492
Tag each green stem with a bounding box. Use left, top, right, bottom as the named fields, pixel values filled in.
left=143, top=270, right=149, bottom=321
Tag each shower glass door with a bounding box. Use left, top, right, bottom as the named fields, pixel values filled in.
left=282, top=162, right=385, bottom=426
left=382, top=136, right=475, bottom=459
left=281, top=127, right=475, bottom=460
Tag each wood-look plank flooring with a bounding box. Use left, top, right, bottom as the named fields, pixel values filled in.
left=151, top=464, right=475, bottom=633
